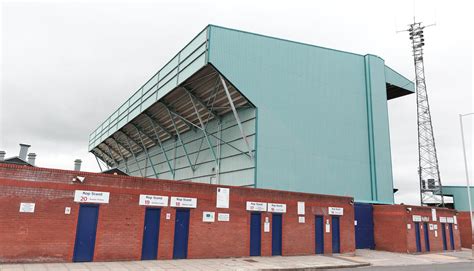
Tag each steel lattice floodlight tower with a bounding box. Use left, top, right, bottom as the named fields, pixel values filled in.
left=408, top=22, right=444, bottom=206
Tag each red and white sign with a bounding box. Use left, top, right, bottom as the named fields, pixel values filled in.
left=170, top=197, right=197, bottom=208
left=139, top=194, right=168, bottom=207
left=268, top=203, right=287, bottom=213
left=246, top=201, right=267, bottom=212
left=74, top=190, right=109, bottom=204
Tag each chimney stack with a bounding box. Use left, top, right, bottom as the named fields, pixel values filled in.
left=74, top=159, right=82, bottom=171
left=0, top=151, right=5, bottom=162
left=19, top=144, right=31, bottom=161
left=27, top=153, right=37, bottom=166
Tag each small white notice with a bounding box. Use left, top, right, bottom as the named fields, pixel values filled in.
left=264, top=222, right=270, bottom=232
left=246, top=201, right=267, bottom=212
left=435, top=230, right=438, bottom=237
left=74, top=190, right=110, bottom=204
left=139, top=194, right=168, bottom=207
left=19, top=203, right=35, bottom=213
left=166, top=213, right=171, bottom=220
left=412, top=215, right=422, bottom=222
left=453, top=216, right=457, bottom=224
left=407, top=224, right=412, bottom=230
left=268, top=203, right=286, bottom=213
left=325, top=221, right=331, bottom=233
left=216, top=187, right=230, bottom=208
left=202, top=212, right=215, bottom=222
left=429, top=224, right=434, bottom=230
left=447, top=217, right=454, bottom=224
left=65, top=207, right=71, bottom=215
left=421, top=216, right=430, bottom=222
left=455, top=225, right=458, bottom=230
left=170, top=197, right=197, bottom=208
left=431, top=208, right=437, bottom=221
left=218, top=213, right=230, bottom=222
left=328, top=207, right=344, bottom=216
left=297, top=202, right=305, bottom=215
left=439, top=217, right=447, bottom=223
left=433, top=224, right=438, bottom=230
left=298, top=216, right=305, bottom=223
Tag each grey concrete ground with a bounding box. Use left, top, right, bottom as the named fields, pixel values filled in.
left=0, top=249, right=472, bottom=271
left=337, top=262, right=474, bottom=271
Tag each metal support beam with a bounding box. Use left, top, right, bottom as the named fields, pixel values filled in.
left=160, top=102, right=195, bottom=131
left=131, top=123, right=159, bottom=178
left=93, top=152, right=103, bottom=172
left=109, top=137, right=130, bottom=173
left=169, top=110, right=251, bottom=158
left=219, top=75, right=253, bottom=158
left=166, top=107, right=195, bottom=171
left=144, top=114, right=175, bottom=176
left=143, top=112, right=173, bottom=138
left=119, top=130, right=143, bottom=152
left=102, top=142, right=120, bottom=166
left=188, top=91, right=218, bottom=166
left=121, top=132, right=144, bottom=177
left=92, top=147, right=114, bottom=167
left=182, top=86, right=219, bottom=120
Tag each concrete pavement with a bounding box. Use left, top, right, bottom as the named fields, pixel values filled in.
left=0, top=249, right=472, bottom=271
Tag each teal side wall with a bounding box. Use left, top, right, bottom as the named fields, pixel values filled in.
left=443, top=186, right=474, bottom=212
left=208, top=25, right=395, bottom=203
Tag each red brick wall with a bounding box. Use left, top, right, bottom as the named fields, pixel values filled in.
left=374, top=204, right=461, bottom=253
left=458, top=212, right=472, bottom=249
left=0, top=164, right=355, bottom=263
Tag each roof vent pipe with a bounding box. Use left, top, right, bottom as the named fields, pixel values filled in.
left=0, top=151, right=5, bottom=162
left=74, top=159, right=82, bottom=171
left=19, top=144, right=31, bottom=161
left=27, top=153, right=36, bottom=166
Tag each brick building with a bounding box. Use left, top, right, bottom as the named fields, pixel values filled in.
left=0, top=164, right=355, bottom=263
left=373, top=204, right=461, bottom=253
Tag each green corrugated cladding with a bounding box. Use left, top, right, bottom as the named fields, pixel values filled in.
left=442, top=186, right=474, bottom=211
left=207, top=25, right=410, bottom=204
left=385, top=66, right=415, bottom=91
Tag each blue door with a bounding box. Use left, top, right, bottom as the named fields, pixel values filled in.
left=173, top=209, right=190, bottom=259
left=272, top=214, right=282, bottom=256
left=315, top=216, right=324, bottom=254
left=250, top=213, right=261, bottom=256
left=141, top=208, right=161, bottom=260
left=414, top=222, right=421, bottom=252
left=354, top=203, right=374, bottom=249
left=448, top=224, right=455, bottom=250
left=423, top=222, right=430, bottom=252
left=73, top=204, right=99, bottom=262
left=332, top=216, right=340, bottom=253
left=441, top=223, right=447, bottom=250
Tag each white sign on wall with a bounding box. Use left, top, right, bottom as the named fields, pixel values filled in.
left=325, top=220, right=331, bottom=233
left=439, top=217, right=447, bottom=223
left=447, top=217, right=454, bottom=224
left=453, top=216, right=457, bottom=224
left=297, top=202, right=305, bottom=215
left=218, top=213, right=230, bottom=222
left=412, top=215, right=422, bottom=222
left=264, top=222, right=270, bottom=232
left=202, top=212, right=215, bottom=222
left=19, top=203, right=35, bottom=213
left=429, top=224, right=434, bottom=230
left=139, top=194, right=168, bottom=207
left=268, top=203, right=287, bottom=213
left=328, top=207, right=344, bottom=216
left=421, top=216, right=430, bottom=222
left=74, top=190, right=110, bottom=204
left=216, top=187, right=230, bottom=208
left=246, top=201, right=267, bottom=212
left=431, top=208, right=437, bottom=221
left=170, top=197, right=197, bottom=208
left=298, top=216, right=305, bottom=223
